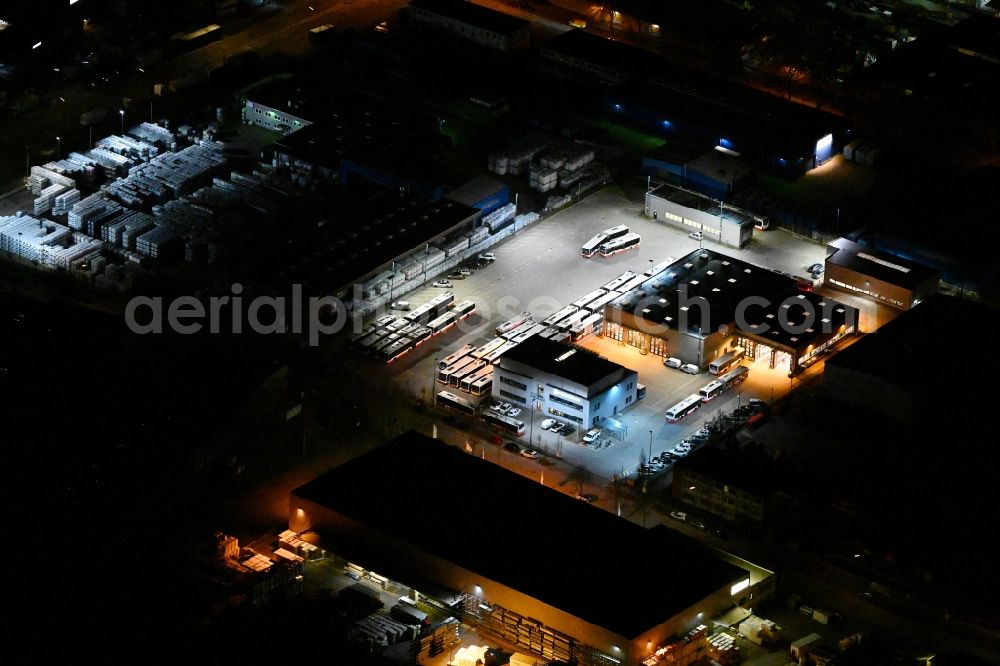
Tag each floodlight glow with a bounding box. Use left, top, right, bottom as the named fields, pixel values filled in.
left=730, top=578, right=750, bottom=595
left=32, top=41, right=42, bottom=49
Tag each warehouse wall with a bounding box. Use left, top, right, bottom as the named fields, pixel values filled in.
left=824, top=264, right=916, bottom=310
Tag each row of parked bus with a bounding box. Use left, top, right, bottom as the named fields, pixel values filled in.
left=581, top=225, right=641, bottom=258
left=351, top=295, right=475, bottom=364
left=435, top=390, right=528, bottom=437
left=665, top=365, right=750, bottom=422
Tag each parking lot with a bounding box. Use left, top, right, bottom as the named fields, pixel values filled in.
left=380, top=186, right=836, bottom=482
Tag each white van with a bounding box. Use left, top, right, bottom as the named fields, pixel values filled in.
left=664, top=357, right=682, bottom=369
left=680, top=363, right=700, bottom=374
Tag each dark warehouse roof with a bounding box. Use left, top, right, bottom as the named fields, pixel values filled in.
left=826, top=237, right=939, bottom=291
left=610, top=249, right=857, bottom=350
left=293, top=431, right=747, bottom=638
left=496, top=335, right=634, bottom=390
left=409, top=0, right=529, bottom=35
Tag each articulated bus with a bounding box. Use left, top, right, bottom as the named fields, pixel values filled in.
left=556, top=310, right=589, bottom=332
left=581, top=225, right=629, bottom=258
left=542, top=305, right=579, bottom=327
left=438, top=356, right=479, bottom=384
left=582, top=290, right=622, bottom=314
left=438, top=344, right=476, bottom=370
left=452, top=300, right=476, bottom=319
left=501, top=319, right=537, bottom=341
left=450, top=360, right=487, bottom=388
left=617, top=274, right=648, bottom=295
left=665, top=394, right=702, bottom=422
left=481, top=411, right=526, bottom=437
left=484, top=340, right=517, bottom=364
left=510, top=323, right=547, bottom=345
left=698, top=380, right=725, bottom=402
left=381, top=337, right=414, bottom=364
left=472, top=338, right=506, bottom=361
left=495, top=312, right=533, bottom=337
left=570, top=313, right=604, bottom=341
left=460, top=364, right=494, bottom=392
left=469, top=374, right=493, bottom=397
left=709, top=347, right=745, bottom=375
left=602, top=271, right=637, bottom=292
left=427, top=311, right=458, bottom=334
left=438, top=390, right=477, bottom=416
left=572, top=289, right=607, bottom=310
left=718, top=365, right=748, bottom=388
left=600, top=232, right=641, bottom=256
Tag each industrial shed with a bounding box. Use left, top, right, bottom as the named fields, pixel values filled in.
left=290, top=431, right=750, bottom=665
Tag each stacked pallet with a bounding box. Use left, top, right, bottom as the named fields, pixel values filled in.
left=119, top=211, right=158, bottom=250
left=483, top=202, right=516, bottom=232
left=135, top=223, right=179, bottom=258
left=129, top=122, right=174, bottom=147
left=51, top=189, right=81, bottom=216
left=69, top=193, right=122, bottom=232
left=96, top=134, right=158, bottom=160
left=33, top=183, right=70, bottom=216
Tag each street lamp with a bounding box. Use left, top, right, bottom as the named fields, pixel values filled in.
left=648, top=430, right=653, bottom=463
left=119, top=108, right=125, bottom=134
left=56, top=136, right=61, bottom=159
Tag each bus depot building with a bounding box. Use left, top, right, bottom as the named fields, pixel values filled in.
left=493, top=335, right=639, bottom=428
left=603, top=249, right=859, bottom=373
left=644, top=183, right=755, bottom=249
left=824, top=237, right=940, bottom=310
left=290, top=431, right=752, bottom=666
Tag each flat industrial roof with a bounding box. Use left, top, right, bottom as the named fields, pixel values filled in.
left=648, top=183, right=752, bottom=225
left=685, top=151, right=754, bottom=183
left=610, top=249, right=857, bottom=350
left=293, top=431, right=747, bottom=638
left=445, top=175, right=507, bottom=208
left=497, top=335, right=634, bottom=391
left=826, top=237, right=938, bottom=290
left=410, top=0, right=529, bottom=35
left=825, top=293, right=999, bottom=396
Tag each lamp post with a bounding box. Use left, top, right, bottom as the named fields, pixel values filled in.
left=119, top=108, right=125, bottom=134
left=648, top=430, right=653, bottom=462
left=56, top=136, right=61, bottom=159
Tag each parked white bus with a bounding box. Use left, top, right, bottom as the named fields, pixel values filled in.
left=709, top=347, right=745, bottom=375
left=665, top=394, right=702, bottom=422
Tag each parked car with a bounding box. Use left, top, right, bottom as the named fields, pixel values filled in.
left=556, top=424, right=575, bottom=436
left=689, top=231, right=704, bottom=241
left=747, top=398, right=767, bottom=409
left=477, top=252, right=496, bottom=262
left=506, top=407, right=522, bottom=418
left=520, top=449, right=539, bottom=459
left=456, top=268, right=472, bottom=276
left=669, top=511, right=687, bottom=522
left=446, top=273, right=466, bottom=280
left=540, top=418, right=557, bottom=430
left=680, top=363, right=700, bottom=374
left=582, top=428, right=601, bottom=443
left=491, top=402, right=512, bottom=413
left=432, top=280, right=452, bottom=288
left=670, top=448, right=689, bottom=457
left=796, top=277, right=814, bottom=292
left=664, top=357, right=682, bottom=369
left=503, top=441, right=521, bottom=453
left=808, top=263, right=824, bottom=274
left=389, top=301, right=410, bottom=310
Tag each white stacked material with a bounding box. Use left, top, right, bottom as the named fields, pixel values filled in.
left=469, top=226, right=489, bottom=244
left=69, top=193, right=121, bottom=231
left=272, top=548, right=304, bottom=564
left=33, top=183, right=70, bottom=215
left=153, top=198, right=214, bottom=232
left=96, top=134, right=158, bottom=160
left=120, top=211, right=158, bottom=250
left=563, top=147, right=595, bottom=171
left=530, top=167, right=558, bottom=192
left=487, top=153, right=508, bottom=175
left=0, top=213, right=104, bottom=270
left=442, top=236, right=470, bottom=257
left=420, top=246, right=446, bottom=270
left=52, top=188, right=81, bottom=216
left=86, top=147, right=136, bottom=173
left=102, top=141, right=225, bottom=206
left=129, top=122, right=174, bottom=147
left=483, top=202, right=516, bottom=232
left=540, top=149, right=566, bottom=170
left=28, top=166, right=75, bottom=195
left=559, top=168, right=585, bottom=188
left=135, top=223, right=179, bottom=258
